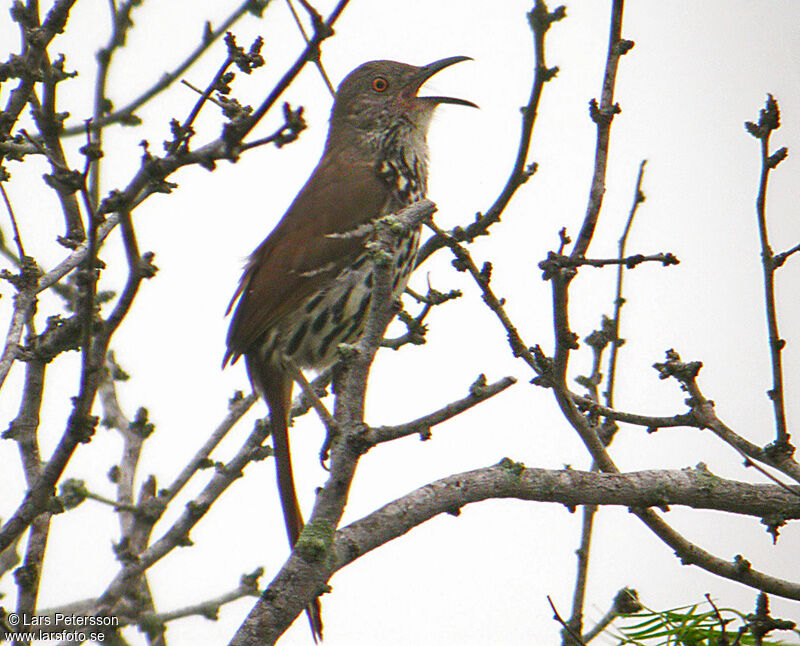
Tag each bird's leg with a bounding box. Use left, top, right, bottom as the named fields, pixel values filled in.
left=282, top=355, right=338, bottom=469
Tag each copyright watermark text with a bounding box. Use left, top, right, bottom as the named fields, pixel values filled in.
left=3, top=611, right=119, bottom=641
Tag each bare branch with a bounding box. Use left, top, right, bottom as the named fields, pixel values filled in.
left=57, top=0, right=268, bottom=137
left=773, top=240, right=800, bottom=268
left=426, top=218, right=541, bottom=372
left=332, top=464, right=800, bottom=600
left=570, top=392, right=699, bottom=431
left=365, top=374, right=516, bottom=445
left=238, top=103, right=307, bottom=153
left=746, top=95, right=791, bottom=447
left=226, top=0, right=351, bottom=146
left=570, top=0, right=632, bottom=258
left=104, top=208, right=156, bottom=336
left=604, top=160, right=647, bottom=409
left=550, top=595, right=588, bottom=646
left=284, top=0, right=335, bottom=97
left=87, top=369, right=334, bottom=623
left=161, top=391, right=256, bottom=502
left=540, top=250, right=676, bottom=275
left=0, top=0, right=78, bottom=144
left=415, top=0, right=563, bottom=265
left=30, top=69, right=86, bottom=243
left=135, top=571, right=262, bottom=628
left=564, top=161, right=648, bottom=642
left=0, top=181, right=26, bottom=258
left=563, top=502, right=596, bottom=645
left=382, top=283, right=461, bottom=350
left=97, top=353, right=148, bottom=538
left=6, top=357, right=50, bottom=640
left=88, top=0, right=144, bottom=208
left=0, top=261, right=39, bottom=391
left=653, top=350, right=800, bottom=486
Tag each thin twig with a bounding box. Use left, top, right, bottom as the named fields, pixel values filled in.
left=84, top=491, right=140, bottom=514
left=570, top=392, right=698, bottom=430
left=58, top=0, right=263, bottom=137
left=604, top=160, right=646, bottom=408
left=773, top=241, right=800, bottom=267
left=563, top=503, right=596, bottom=645
left=97, top=355, right=150, bottom=537
left=540, top=250, right=675, bottom=274
left=89, top=0, right=144, bottom=209
left=0, top=288, right=38, bottom=392
left=426, top=218, right=539, bottom=372
left=171, top=50, right=236, bottom=154
left=549, top=595, right=588, bottom=646
left=238, top=102, right=307, bottom=152
left=749, top=95, right=790, bottom=446
left=29, top=81, right=85, bottom=243
left=230, top=0, right=350, bottom=145
left=105, top=208, right=154, bottom=335
left=135, top=575, right=261, bottom=627
left=365, top=375, right=516, bottom=445
left=654, top=350, right=800, bottom=486
left=381, top=284, right=461, bottom=350
left=161, top=392, right=256, bottom=502
left=285, top=0, right=335, bottom=97
left=415, top=0, right=563, bottom=265
left=570, top=0, right=631, bottom=258
left=86, top=370, right=334, bottom=622
left=181, top=79, right=230, bottom=110
left=0, top=182, right=26, bottom=258
left=564, top=163, right=647, bottom=641
left=0, top=0, right=77, bottom=143
left=14, top=515, right=51, bottom=646
left=581, top=606, right=616, bottom=643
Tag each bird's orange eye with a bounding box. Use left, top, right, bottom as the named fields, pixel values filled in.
left=372, top=77, right=389, bottom=92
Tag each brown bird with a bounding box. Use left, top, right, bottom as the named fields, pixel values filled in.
left=224, top=56, right=475, bottom=640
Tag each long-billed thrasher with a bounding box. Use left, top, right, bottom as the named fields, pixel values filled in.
left=224, top=56, right=475, bottom=640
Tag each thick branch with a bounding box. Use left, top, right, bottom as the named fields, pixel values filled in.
left=331, top=464, right=800, bottom=600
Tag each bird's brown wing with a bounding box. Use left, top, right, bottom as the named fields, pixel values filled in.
left=224, top=145, right=391, bottom=365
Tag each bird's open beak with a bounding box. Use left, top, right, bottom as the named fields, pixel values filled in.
left=415, top=56, right=478, bottom=108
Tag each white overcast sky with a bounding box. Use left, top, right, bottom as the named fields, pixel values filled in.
left=1, top=1, right=799, bottom=645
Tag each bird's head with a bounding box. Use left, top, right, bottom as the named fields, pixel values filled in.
left=329, top=56, right=476, bottom=142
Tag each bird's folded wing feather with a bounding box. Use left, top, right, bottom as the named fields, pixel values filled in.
left=225, top=146, right=391, bottom=365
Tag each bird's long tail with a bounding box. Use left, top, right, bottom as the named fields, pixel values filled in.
left=247, top=358, right=324, bottom=642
